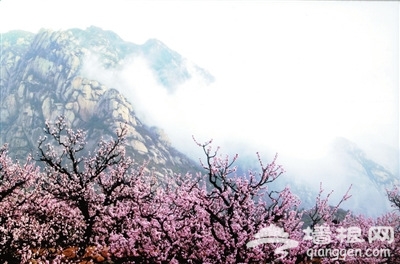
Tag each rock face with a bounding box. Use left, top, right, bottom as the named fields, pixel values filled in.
left=0, top=27, right=201, bottom=175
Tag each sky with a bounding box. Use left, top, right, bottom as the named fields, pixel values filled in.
left=0, top=1, right=399, bottom=212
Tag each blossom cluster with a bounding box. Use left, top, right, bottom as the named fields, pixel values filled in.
left=0, top=117, right=398, bottom=263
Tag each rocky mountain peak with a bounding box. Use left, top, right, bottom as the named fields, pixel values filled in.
left=0, top=27, right=199, bottom=175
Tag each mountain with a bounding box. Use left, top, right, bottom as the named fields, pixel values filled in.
left=326, top=137, right=398, bottom=215
left=1, top=26, right=397, bottom=217
left=69, top=26, right=214, bottom=92
left=226, top=135, right=398, bottom=217
left=260, top=137, right=398, bottom=217
left=0, top=27, right=210, bottom=175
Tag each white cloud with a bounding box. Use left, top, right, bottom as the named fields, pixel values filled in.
left=1, top=0, right=398, bottom=215
left=67, top=0, right=398, bottom=161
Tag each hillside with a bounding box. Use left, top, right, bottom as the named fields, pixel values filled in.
left=0, top=27, right=207, bottom=175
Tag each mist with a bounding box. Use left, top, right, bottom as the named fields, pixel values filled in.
left=79, top=49, right=398, bottom=218
left=2, top=0, right=397, bottom=175
left=73, top=0, right=398, bottom=217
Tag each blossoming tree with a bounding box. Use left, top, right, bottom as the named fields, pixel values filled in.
left=0, top=117, right=398, bottom=263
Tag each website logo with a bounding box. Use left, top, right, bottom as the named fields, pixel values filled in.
left=246, top=224, right=299, bottom=259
